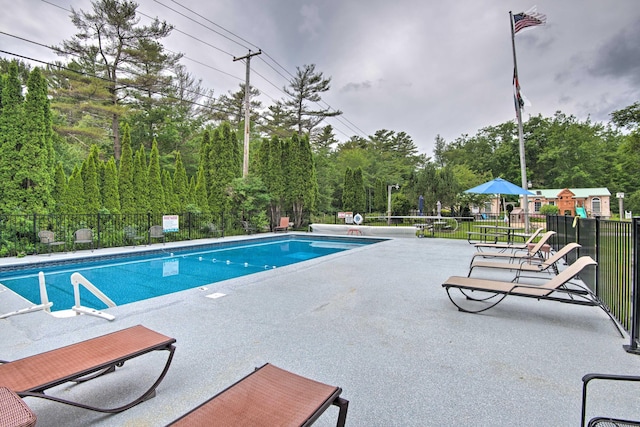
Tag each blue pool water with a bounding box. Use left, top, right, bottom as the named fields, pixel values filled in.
left=0, top=236, right=380, bottom=312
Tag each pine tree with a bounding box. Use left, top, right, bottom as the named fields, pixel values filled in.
left=147, top=139, right=165, bottom=214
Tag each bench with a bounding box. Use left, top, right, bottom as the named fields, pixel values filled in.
left=466, top=232, right=504, bottom=244
left=0, top=325, right=176, bottom=413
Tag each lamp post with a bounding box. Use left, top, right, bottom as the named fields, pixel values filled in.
left=387, top=184, right=399, bottom=225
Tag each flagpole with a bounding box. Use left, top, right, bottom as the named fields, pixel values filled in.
left=510, top=11, right=530, bottom=233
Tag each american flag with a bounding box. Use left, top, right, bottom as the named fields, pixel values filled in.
left=513, top=8, right=547, bottom=34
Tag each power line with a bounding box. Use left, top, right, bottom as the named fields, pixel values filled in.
left=36, top=0, right=368, bottom=140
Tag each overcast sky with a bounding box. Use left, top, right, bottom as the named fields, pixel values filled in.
left=2, top=0, right=639, bottom=156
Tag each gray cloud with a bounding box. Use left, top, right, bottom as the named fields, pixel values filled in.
left=589, top=21, right=640, bottom=84
left=340, top=81, right=373, bottom=93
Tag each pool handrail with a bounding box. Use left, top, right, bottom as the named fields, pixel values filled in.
left=70, top=272, right=116, bottom=321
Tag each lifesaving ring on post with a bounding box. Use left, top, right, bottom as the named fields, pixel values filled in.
left=353, top=213, right=363, bottom=225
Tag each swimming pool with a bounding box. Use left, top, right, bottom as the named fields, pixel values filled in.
left=0, top=235, right=382, bottom=313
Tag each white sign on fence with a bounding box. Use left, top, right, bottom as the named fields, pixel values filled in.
left=163, top=215, right=179, bottom=232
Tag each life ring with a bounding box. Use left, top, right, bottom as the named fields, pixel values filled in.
left=353, top=213, right=363, bottom=225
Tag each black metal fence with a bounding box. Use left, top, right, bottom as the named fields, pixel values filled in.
left=546, top=215, right=638, bottom=350
left=0, top=212, right=228, bottom=256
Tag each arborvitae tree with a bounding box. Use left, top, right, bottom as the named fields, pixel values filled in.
left=256, top=136, right=285, bottom=226
left=173, top=151, right=188, bottom=212
left=207, top=123, right=240, bottom=214
left=194, top=164, right=208, bottom=212
left=147, top=139, right=165, bottom=214
left=0, top=62, right=25, bottom=213
left=51, top=162, right=68, bottom=213
left=187, top=176, right=196, bottom=207
left=353, top=167, right=366, bottom=214
left=133, top=145, right=150, bottom=212
left=102, top=157, right=120, bottom=213
left=18, top=67, right=55, bottom=213
left=81, top=150, right=101, bottom=213
left=342, top=167, right=354, bottom=210
left=162, top=169, right=177, bottom=212
left=118, top=124, right=135, bottom=213
left=66, top=165, right=85, bottom=214
left=287, top=133, right=317, bottom=226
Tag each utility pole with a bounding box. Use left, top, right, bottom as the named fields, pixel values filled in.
left=233, top=49, right=262, bottom=177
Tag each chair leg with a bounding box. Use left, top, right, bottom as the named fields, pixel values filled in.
left=334, top=397, right=349, bottom=427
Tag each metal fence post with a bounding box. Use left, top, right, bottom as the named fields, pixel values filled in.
left=624, top=217, right=640, bottom=354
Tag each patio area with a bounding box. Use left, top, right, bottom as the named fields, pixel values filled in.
left=1, top=234, right=639, bottom=426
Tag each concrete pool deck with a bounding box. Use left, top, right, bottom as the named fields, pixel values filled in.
left=1, top=233, right=640, bottom=426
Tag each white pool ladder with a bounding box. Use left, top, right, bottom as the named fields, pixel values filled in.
left=0, top=272, right=53, bottom=319
left=70, top=272, right=116, bottom=321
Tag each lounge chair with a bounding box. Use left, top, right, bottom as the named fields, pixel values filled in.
left=0, top=325, right=176, bottom=413
left=469, top=230, right=556, bottom=266
left=73, top=228, right=94, bottom=251
left=37, top=230, right=65, bottom=254
left=581, top=373, right=640, bottom=426
left=168, top=363, right=348, bottom=427
left=149, top=225, right=165, bottom=244
left=441, top=256, right=624, bottom=336
left=474, top=227, right=544, bottom=252
left=274, top=216, right=290, bottom=233
left=468, top=242, right=581, bottom=279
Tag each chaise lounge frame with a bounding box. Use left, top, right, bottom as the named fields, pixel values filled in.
left=468, top=230, right=556, bottom=267
left=442, top=256, right=624, bottom=337
left=168, top=363, right=348, bottom=427
left=468, top=242, right=581, bottom=279
left=0, top=325, right=176, bottom=413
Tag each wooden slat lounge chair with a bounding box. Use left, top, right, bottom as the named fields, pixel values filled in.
left=274, top=216, right=290, bottom=233
left=474, top=227, right=544, bottom=252
left=168, top=363, right=348, bottom=427
left=442, top=256, right=624, bottom=337
left=468, top=242, right=581, bottom=279
left=0, top=325, right=176, bottom=413
left=581, top=373, right=640, bottom=426
left=469, top=230, right=556, bottom=267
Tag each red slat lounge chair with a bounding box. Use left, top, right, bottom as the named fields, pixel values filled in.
left=168, top=363, right=348, bottom=427
left=0, top=325, right=176, bottom=413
